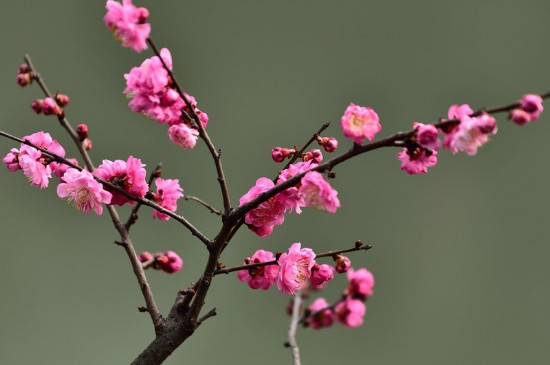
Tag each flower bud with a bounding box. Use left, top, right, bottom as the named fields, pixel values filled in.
left=271, top=147, right=295, bottom=163
left=138, top=251, right=154, bottom=263
left=41, top=97, right=62, bottom=116
left=76, top=124, right=89, bottom=141
left=310, top=263, right=334, bottom=289
left=334, top=254, right=351, bottom=274
left=83, top=138, right=93, bottom=151
left=17, top=73, right=32, bottom=87
left=303, top=149, right=323, bottom=164
left=317, top=136, right=338, bottom=153
left=55, top=93, right=70, bottom=107
left=31, top=99, right=43, bottom=114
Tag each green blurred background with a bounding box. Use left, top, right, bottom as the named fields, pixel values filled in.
left=1, top=1, right=549, bottom=364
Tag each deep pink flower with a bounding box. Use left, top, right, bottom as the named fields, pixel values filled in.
left=239, top=177, right=293, bottom=237
left=151, top=178, right=184, bottom=220
left=510, top=94, right=544, bottom=125
left=124, top=48, right=186, bottom=125
left=168, top=123, right=199, bottom=149
left=335, top=297, right=366, bottom=328
left=340, top=103, right=381, bottom=145
left=56, top=168, right=112, bottom=215
left=104, top=0, right=151, bottom=52
left=414, top=122, right=441, bottom=150
left=277, top=242, right=316, bottom=295
left=158, top=251, right=183, bottom=274
left=443, top=104, right=474, bottom=150
left=449, top=113, right=497, bottom=155
left=310, top=263, right=334, bottom=289
left=308, top=297, right=335, bottom=329
left=237, top=249, right=279, bottom=290
left=41, top=97, right=61, bottom=116
left=93, top=156, right=148, bottom=206
left=397, top=147, right=438, bottom=175
left=299, top=171, right=340, bottom=213
left=346, top=268, right=375, bottom=298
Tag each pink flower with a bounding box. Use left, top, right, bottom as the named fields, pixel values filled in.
left=124, top=48, right=186, bottom=125
left=151, top=178, right=184, bottom=220
left=277, top=242, right=316, bottom=295
left=340, top=103, right=381, bottom=145
left=93, top=156, right=148, bottom=205
left=317, top=136, right=338, bottom=153
left=50, top=158, right=79, bottom=180
left=448, top=113, right=497, bottom=155
left=414, top=122, right=441, bottom=150
left=157, top=251, right=183, bottom=274
left=7, top=131, right=67, bottom=188
left=2, top=148, right=20, bottom=172
left=168, top=123, right=199, bottom=149
left=308, top=297, right=334, bottom=329
left=56, top=168, right=112, bottom=215
left=237, top=249, right=279, bottom=290
left=335, top=297, right=366, bottom=328
left=346, top=268, right=375, bottom=298
left=334, top=254, right=351, bottom=274
left=443, top=104, right=474, bottom=150
left=510, top=94, right=543, bottom=125
left=104, top=0, right=151, bottom=52
left=310, top=264, right=334, bottom=289
left=239, top=177, right=293, bottom=237
left=299, top=171, right=340, bottom=213
left=397, top=147, right=438, bottom=175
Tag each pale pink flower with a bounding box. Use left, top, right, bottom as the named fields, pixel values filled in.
left=168, top=123, right=199, bottom=149
left=397, top=147, right=438, bottom=175
left=104, top=0, right=151, bottom=52
left=151, top=178, right=184, bottom=220
left=8, top=131, right=67, bottom=188
left=239, top=177, right=292, bottom=237
left=237, top=249, right=279, bottom=290
left=299, top=171, right=340, bottom=213
left=340, top=103, right=381, bottom=144
left=310, top=263, right=334, bottom=289
left=443, top=104, right=474, bottom=150
left=346, top=268, right=375, bottom=298
left=449, top=113, right=497, bottom=155
left=308, top=297, right=334, bottom=329
left=335, top=297, right=366, bottom=328
left=277, top=242, right=316, bottom=295
left=56, top=168, right=112, bottom=215
left=93, top=156, right=148, bottom=206
left=158, top=251, right=183, bottom=274
left=414, top=122, right=441, bottom=150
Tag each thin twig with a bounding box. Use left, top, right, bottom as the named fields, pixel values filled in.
left=147, top=38, right=232, bottom=213
left=283, top=122, right=331, bottom=169
left=184, top=195, right=222, bottom=215
left=215, top=244, right=372, bottom=276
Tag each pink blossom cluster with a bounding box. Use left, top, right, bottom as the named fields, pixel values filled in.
left=92, top=156, right=148, bottom=206
left=151, top=178, right=184, bottom=220
left=2, top=131, right=67, bottom=188
left=104, top=0, right=150, bottom=53
left=509, top=94, right=544, bottom=125
left=308, top=268, right=375, bottom=329
left=138, top=251, right=184, bottom=274
left=124, top=48, right=208, bottom=149
left=340, top=103, right=382, bottom=145
left=239, top=161, right=340, bottom=237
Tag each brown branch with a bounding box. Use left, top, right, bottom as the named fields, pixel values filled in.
left=147, top=38, right=232, bottom=213
left=286, top=293, right=302, bottom=365
left=283, top=122, right=331, bottom=169
left=214, top=243, right=372, bottom=276
left=184, top=194, right=222, bottom=215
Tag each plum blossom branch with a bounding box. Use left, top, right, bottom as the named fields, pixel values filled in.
left=20, top=55, right=166, bottom=332
left=214, top=242, right=372, bottom=276
left=283, top=122, right=331, bottom=169
left=232, top=91, right=550, bottom=220
left=147, top=38, right=232, bottom=213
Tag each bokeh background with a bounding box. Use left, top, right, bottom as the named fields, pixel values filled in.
left=1, top=1, right=549, bottom=364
